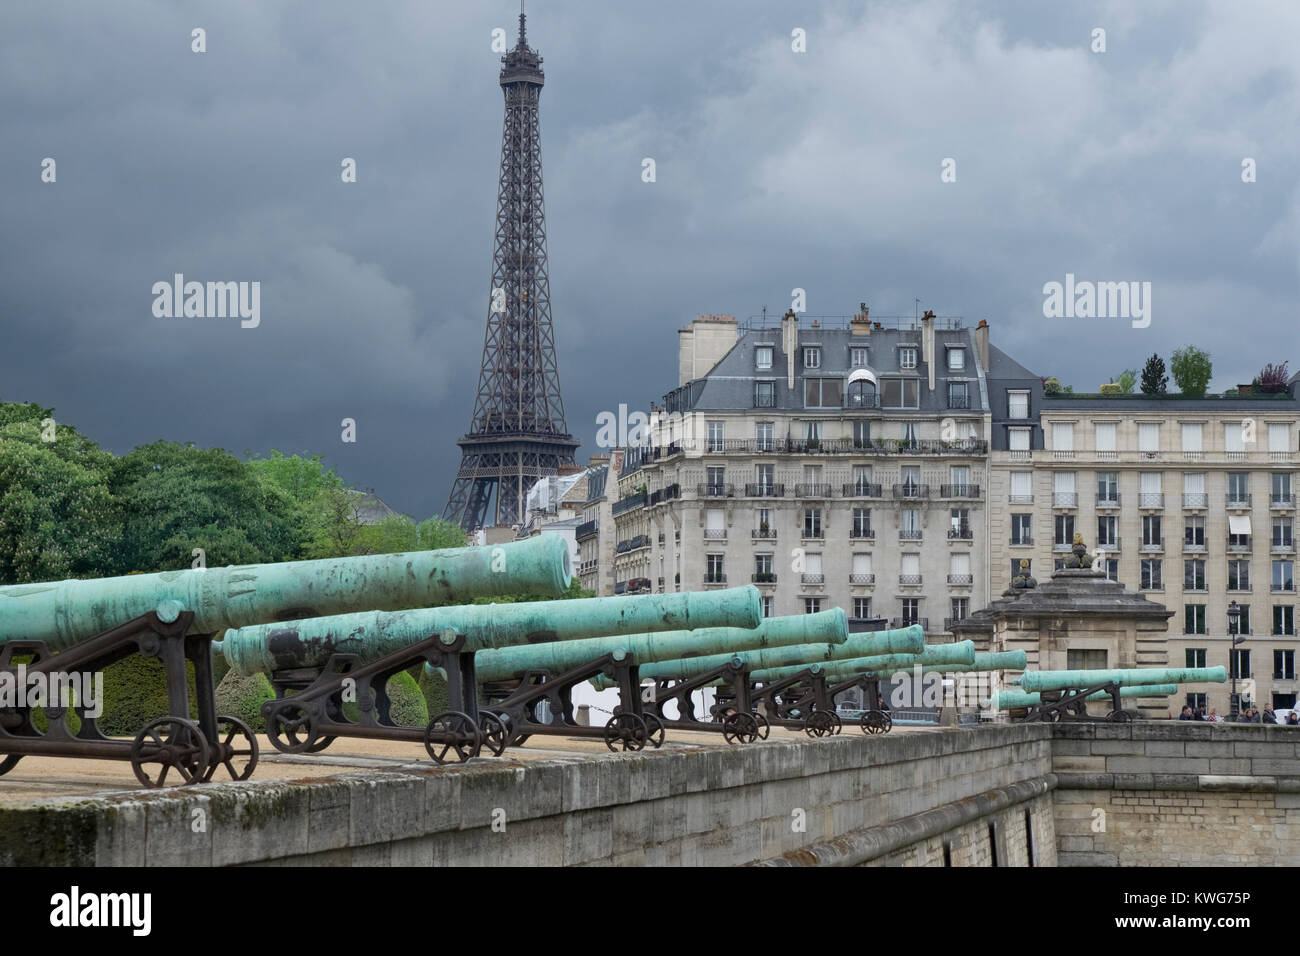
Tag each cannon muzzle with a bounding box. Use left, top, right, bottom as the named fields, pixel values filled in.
left=0, top=535, right=571, bottom=651
left=220, top=585, right=762, bottom=675
left=1015, top=666, right=1227, bottom=692
left=998, top=684, right=1179, bottom=709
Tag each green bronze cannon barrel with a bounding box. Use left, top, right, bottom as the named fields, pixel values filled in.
left=1015, top=666, right=1227, bottom=692
left=744, top=641, right=978, bottom=684
left=465, top=595, right=821, bottom=682
left=0, top=535, right=571, bottom=651
left=221, top=585, right=762, bottom=676
left=590, top=620, right=917, bottom=689
left=998, top=684, right=1179, bottom=709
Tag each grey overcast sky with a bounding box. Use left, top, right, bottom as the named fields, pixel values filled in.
left=1, top=0, right=1297, bottom=518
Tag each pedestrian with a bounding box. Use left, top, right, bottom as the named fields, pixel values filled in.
left=1264, top=706, right=1278, bottom=724
left=1288, top=711, right=1300, bottom=726
left=1179, top=705, right=1194, bottom=720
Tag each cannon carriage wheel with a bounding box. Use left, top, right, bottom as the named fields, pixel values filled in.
left=721, top=712, right=759, bottom=745
left=860, top=710, right=892, bottom=735
left=130, top=717, right=211, bottom=788
left=802, top=710, right=835, bottom=738
left=0, top=755, right=22, bottom=777
left=752, top=712, right=770, bottom=740
left=266, top=703, right=319, bottom=754
left=1108, top=709, right=1134, bottom=722
left=201, top=715, right=260, bottom=782
left=603, top=713, right=648, bottom=752
left=477, top=712, right=509, bottom=756
left=641, top=713, right=666, bottom=749
left=424, top=711, right=482, bottom=764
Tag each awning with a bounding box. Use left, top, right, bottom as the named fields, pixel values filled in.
left=1229, top=515, right=1252, bottom=536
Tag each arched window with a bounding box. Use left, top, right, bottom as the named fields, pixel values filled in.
left=847, top=379, right=877, bottom=408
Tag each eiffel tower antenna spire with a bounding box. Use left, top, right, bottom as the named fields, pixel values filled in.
left=442, top=3, right=579, bottom=532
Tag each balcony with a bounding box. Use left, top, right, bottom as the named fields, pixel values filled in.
left=1009, top=494, right=1034, bottom=505
left=1182, top=493, right=1208, bottom=509
left=795, top=483, right=833, bottom=498
left=611, top=491, right=647, bottom=516
left=1138, top=493, right=1165, bottom=509
left=893, top=483, right=930, bottom=500
left=1096, top=494, right=1121, bottom=508
left=697, top=483, right=734, bottom=498
left=647, top=484, right=680, bottom=506
left=940, top=484, right=981, bottom=499
left=947, top=394, right=971, bottom=409
left=890, top=617, right=929, bottom=630
left=1052, top=450, right=1075, bottom=461
left=800, top=573, right=825, bottom=586
left=1138, top=450, right=1162, bottom=462
left=1226, top=494, right=1252, bottom=509
left=1052, top=492, right=1078, bottom=508
left=947, top=574, right=973, bottom=586
left=703, top=528, right=727, bottom=540
left=802, top=530, right=825, bottom=541
left=752, top=528, right=777, bottom=540
left=1140, top=538, right=1164, bottom=553
left=948, top=526, right=973, bottom=540
left=1095, top=451, right=1118, bottom=461
left=1227, top=539, right=1252, bottom=554
left=899, top=530, right=923, bottom=540
left=1008, top=450, right=1032, bottom=461
left=842, top=482, right=883, bottom=498
left=1181, top=451, right=1203, bottom=462
left=744, top=483, right=785, bottom=498
left=898, top=574, right=923, bottom=586
left=627, top=534, right=650, bottom=551
left=1182, top=537, right=1205, bottom=553
left=943, top=617, right=967, bottom=631
left=1272, top=540, right=1296, bottom=553
left=1272, top=494, right=1296, bottom=510
left=849, top=573, right=875, bottom=585
left=704, top=574, right=728, bottom=585
left=1273, top=582, right=1296, bottom=593
left=751, top=572, right=778, bottom=585
left=626, top=577, right=652, bottom=594
left=575, top=519, right=598, bottom=540
left=1052, top=541, right=1072, bottom=552
left=849, top=528, right=875, bottom=540
left=1097, top=536, right=1120, bottom=552
left=1010, top=536, right=1034, bottom=547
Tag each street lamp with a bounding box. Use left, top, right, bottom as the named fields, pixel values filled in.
left=1227, top=600, right=1245, bottom=720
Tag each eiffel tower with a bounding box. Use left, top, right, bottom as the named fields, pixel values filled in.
left=443, top=4, right=579, bottom=531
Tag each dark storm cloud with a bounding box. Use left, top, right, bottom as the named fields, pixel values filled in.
left=1, top=0, right=1296, bottom=517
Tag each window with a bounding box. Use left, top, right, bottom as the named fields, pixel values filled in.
left=852, top=464, right=873, bottom=494
left=1053, top=422, right=1074, bottom=451
left=1097, top=515, right=1118, bottom=547
left=1185, top=605, right=1207, bottom=634
left=1229, top=560, right=1250, bottom=591
left=882, top=378, right=919, bottom=408
left=1142, top=515, right=1163, bottom=547
left=1094, top=423, right=1116, bottom=452
left=754, top=381, right=775, bottom=407
left=755, top=464, right=775, bottom=492
left=1186, top=692, right=1208, bottom=712
left=1186, top=648, right=1207, bottom=668
left=950, top=508, right=970, bottom=536
left=755, top=346, right=773, bottom=370
left=1275, top=649, right=1296, bottom=680
left=754, top=553, right=774, bottom=576
left=947, top=348, right=965, bottom=370
left=1230, top=605, right=1252, bottom=635
left=1067, top=650, right=1108, bottom=670
left=901, top=598, right=920, bottom=624
left=1054, top=514, right=1075, bottom=547
left=900, top=422, right=919, bottom=448
left=1008, top=391, right=1030, bottom=419
left=949, top=552, right=971, bottom=582
left=804, top=597, right=822, bottom=614
left=901, top=465, right=920, bottom=492
left=951, top=597, right=969, bottom=621
left=901, top=508, right=921, bottom=537
left=803, top=508, right=822, bottom=538
left=1184, top=559, right=1206, bottom=591
left=1274, top=606, right=1296, bottom=636
left=1183, top=473, right=1206, bottom=506
left=1139, top=472, right=1161, bottom=505
left=706, top=466, right=725, bottom=494
left=1274, top=473, right=1294, bottom=504
left=1053, top=558, right=1067, bottom=572
left=1010, top=471, right=1032, bottom=502
left=804, top=377, right=843, bottom=408
left=761, top=595, right=773, bottom=618
left=803, top=347, right=821, bottom=369
left=707, top=420, right=724, bottom=452
left=1225, top=423, right=1247, bottom=453
left=852, top=552, right=872, bottom=577
left=1138, top=423, right=1160, bottom=453
left=899, top=347, right=918, bottom=369
left=1269, top=423, right=1292, bottom=453
left=1274, top=518, right=1294, bottom=548
left=850, top=347, right=869, bottom=367
left=755, top=422, right=774, bottom=451
left=1228, top=473, right=1250, bottom=502
left=1102, top=558, right=1120, bottom=582
left=1011, top=514, right=1032, bottom=545
left=1097, top=472, right=1119, bottom=503
left=1053, top=471, right=1076, bottom=506
left=948, top=381, right=970, bottom=408
left=1009, top=428, right=1031, bottom=452
left=1141, top=559, right=1163, bottom=590
left=1011, top=559, right=1032, bottom=579
left=852, top=420, right=871, bottom=446
left=706, top=554, right=725, bottom=583
left=1181, top=423, right=1203, bottom=452
left=1274, top=560, right=1295, bottom=592
left=853, top=597, right=872, bottom=620
left=705, top=508, right=725, bottom=537
left=1230, top=649, right=1251, bottom=680
left=757, top=507, right=772, bottom=530
left=805, top=421, right=822, bottom=442
left=852, top=507, right=872, bottom=538
left=846, top=380, right=876, bottom=408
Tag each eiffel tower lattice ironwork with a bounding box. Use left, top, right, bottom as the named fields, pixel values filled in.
left=443, top=6, right=578, bottom=532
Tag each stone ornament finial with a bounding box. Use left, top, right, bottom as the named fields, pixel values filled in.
left=1064, top=533, right=1094, bottom=569
left=1012, top=557, right=1037, bottom=589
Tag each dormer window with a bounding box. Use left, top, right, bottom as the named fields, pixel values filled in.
left=755, top=346, right=773, bottom=370
left=947, top=348, right=965, bottom=371
left=803, top=347, right=821, bottom=369
left=850, top=346, right=869, bottom=367
left=899, top=347, right=918, bottom=370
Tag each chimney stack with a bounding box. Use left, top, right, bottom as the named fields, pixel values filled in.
left=851, top=303, right=872, bottom=336
left=975, top=319, right=990, bottom=371
left=782, top=308, right=798, bottom=391
left=921, top=310, right=936, bottom=394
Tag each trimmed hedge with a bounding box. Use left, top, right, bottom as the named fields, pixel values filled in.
left=341, top=670, right=429, bottom=727
left=214, top=670, right=276, bottom=732
left=97, top=655, right=198, bottom=737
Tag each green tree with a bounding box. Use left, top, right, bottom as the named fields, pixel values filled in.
left=1140, top=354, right=1168, bottom=395
left=1170, top=346, right=1213, bottom=397
left=247, top=450, right=358, bottom=559
left=110, top=441, right=301, bottom=573
left=1114, top=369, right=1138, bottom=394
left=0, top=404, right=121, bottom=583
left=417, top=517, right=468, bottom=551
